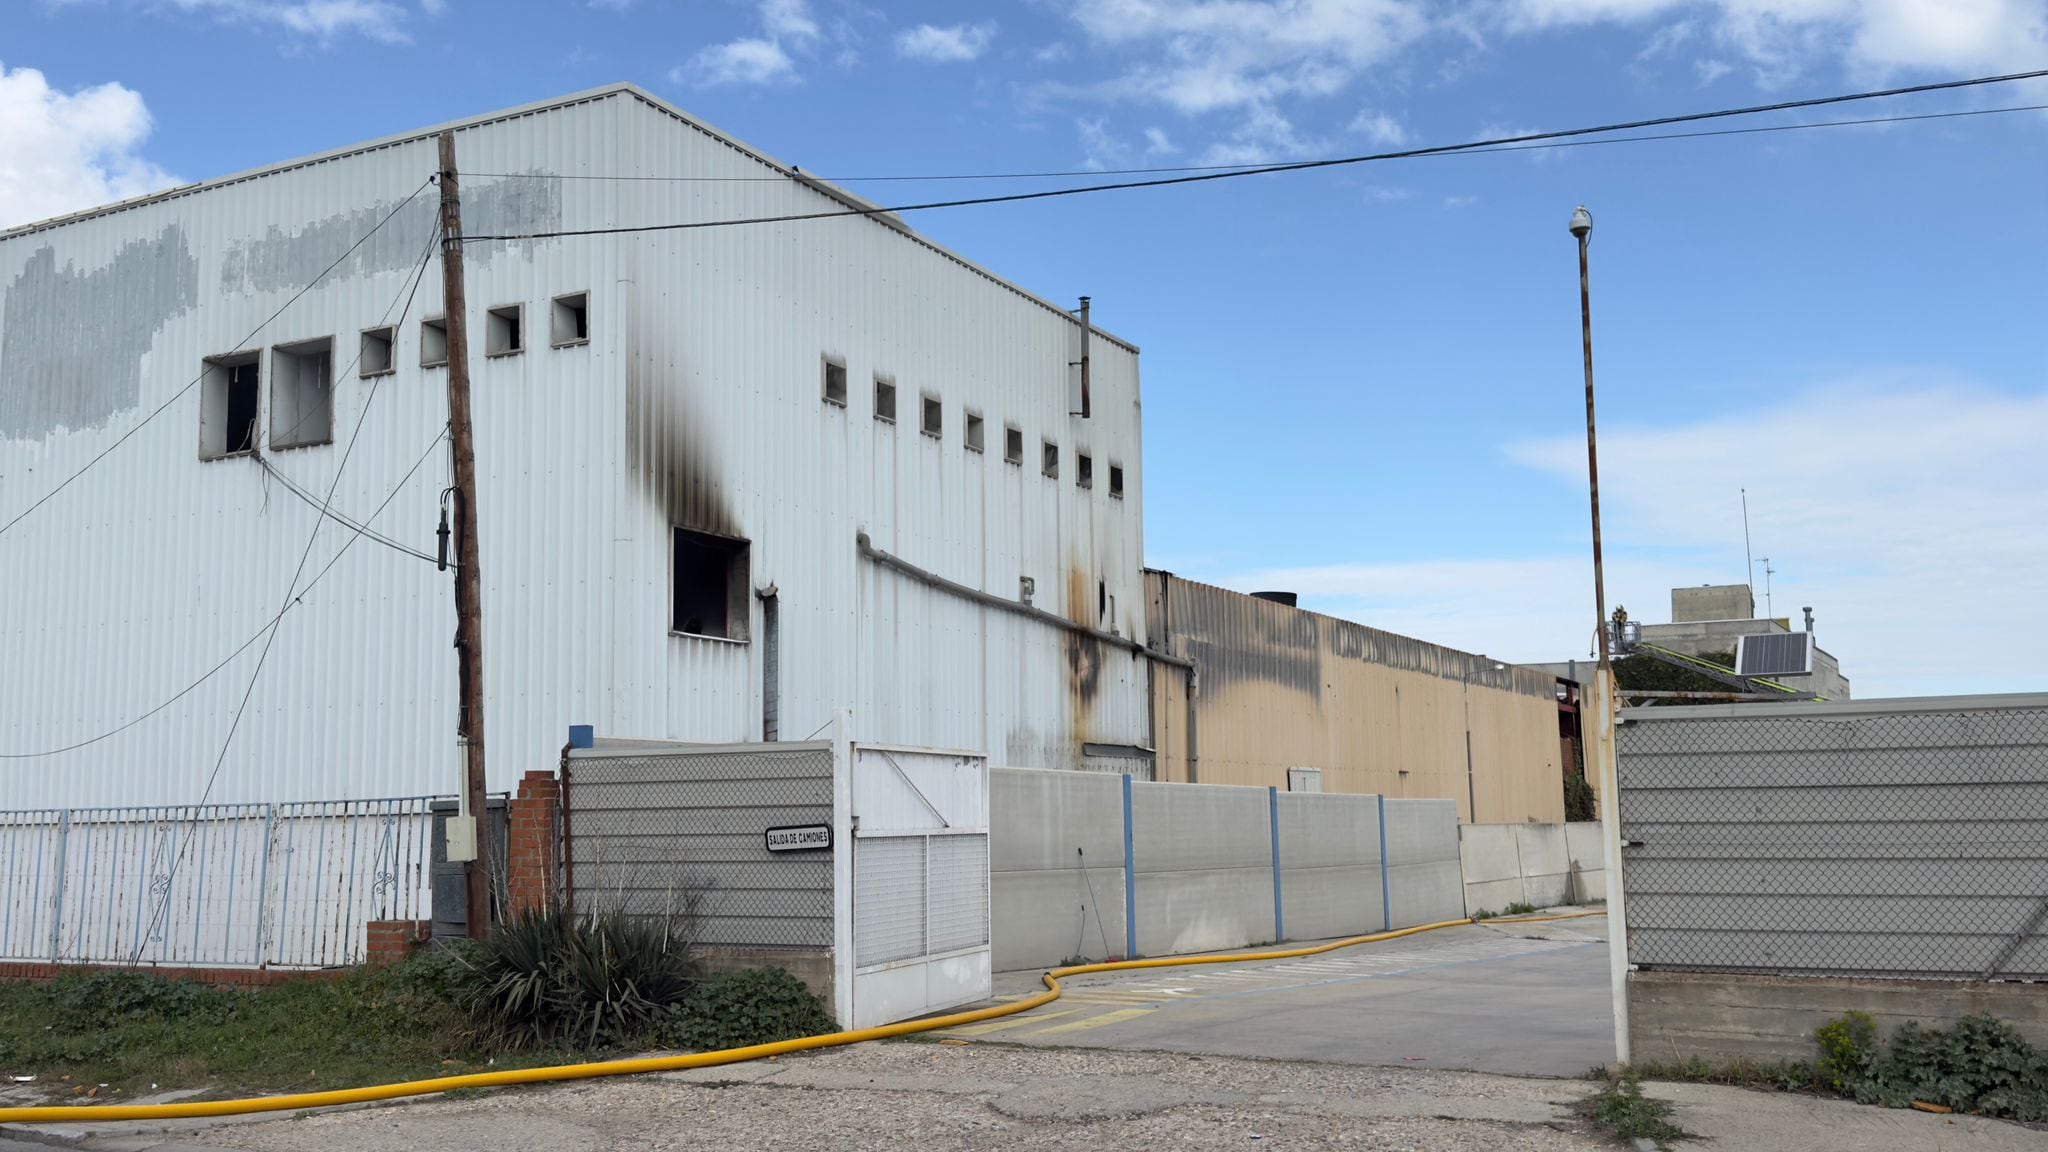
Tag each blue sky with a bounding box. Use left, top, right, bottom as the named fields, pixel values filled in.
left=5, top=0, right=2045, bottom=697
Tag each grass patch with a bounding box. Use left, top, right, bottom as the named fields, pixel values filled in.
left=0, top=953, right=594, bottom=1101
left=1576, top=1072, right=1693, bottom=1150
left=1504, top=901, right=1539, bottom=916
left=1629, top=1056, right=1822, bottom=1094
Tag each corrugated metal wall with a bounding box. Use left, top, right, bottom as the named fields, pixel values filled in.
left=0, top=86, right=1149, bottom=809
left=1145, top=572, right=1565, bottom=822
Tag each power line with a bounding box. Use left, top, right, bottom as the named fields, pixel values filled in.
left=0, top=423, right=448, bottom=760
left=130, top=228, right=441, bottom=961
left=463, top=68, right=2048, bottom=242
left=0, top=177, right=435, bottom=544
left=466, top=101, right=2048, bottom=185
left=255, top=452, right=440, bottom=565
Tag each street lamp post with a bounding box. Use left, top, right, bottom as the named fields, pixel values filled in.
left=1571, top=203, right=1633, bottom=1067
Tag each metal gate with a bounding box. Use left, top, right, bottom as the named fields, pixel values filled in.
left=848, top=744, right=990, bottom=1029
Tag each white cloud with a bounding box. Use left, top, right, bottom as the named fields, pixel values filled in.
left=1695, top=56, right=1732, bottom=82
left=586, top=0, right=631, bottom=9
left=419, top=0, right=446, bottom=15
left=895, top=21, right=997, bottom=62
left=1363, top=184, right=1411, bottom=199
left=0, top=65, right=181, bottom=231
left=1348, top=108, right=1407, bottom=145
left=675, top=37, right=797, bottom=86
left=1200, top=102, right=1325, bottom=164
left=1443, top=193, right=1479, bottom=206
left=1067, top=0, right=1430, bottom=115
left=1036, top=40, right=1074, bottom=62
left=1504, top=0, right=2048, bottom=81
left=1144, top=125, right=1178, bottom=153
left=677, top=0, right=822, bottom=87
left=1077, top=115, right=1126, bottom=168
left=1201, top=380, right=2048, bottom=697
left=162, top=0, right=411, bottom=42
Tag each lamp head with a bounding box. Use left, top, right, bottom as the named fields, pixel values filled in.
left=1568, top=205, right=1593, bottom=239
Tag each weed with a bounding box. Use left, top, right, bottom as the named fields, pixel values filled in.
left=1575, top=1072, right=1692, bottom=1150
left=1815, top=1010, right=1878, bottom=1092
left=1471, top=909, right=1499, bottom=921
left=1504, top=901, right=1539, bottom=916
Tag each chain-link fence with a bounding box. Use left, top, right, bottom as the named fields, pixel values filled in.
left=1617, top=699, right=2048, bottom=980
left=564, top=745, right=835, bottom=949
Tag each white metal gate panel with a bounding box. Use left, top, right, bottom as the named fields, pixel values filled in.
left=848, top=745, right=990, bottom=1029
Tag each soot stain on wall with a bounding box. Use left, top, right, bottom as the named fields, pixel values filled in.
left=1, top=225, right=199, bottom=438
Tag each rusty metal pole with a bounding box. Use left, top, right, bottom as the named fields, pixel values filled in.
left=1077, top=296, right=1092, bottom=419
left=1572, top=206, right=1608, bottom=673
left=439, top=130, right=491, bottom=941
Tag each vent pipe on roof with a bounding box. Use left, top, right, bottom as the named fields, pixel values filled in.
left=1803, top=606, right=1814, bottom=634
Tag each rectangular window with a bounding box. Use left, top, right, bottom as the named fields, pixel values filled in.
left=486, top=304, right=523, bottom=357
left=822, top=357, right=848, bottom=406
left=921, top=395, right=942, bottom=438
left=1109, top=464, right=1125, bottom=499
left=550, top=292, right=589, bottom=347
left=271, top=337, right=334, bottom=449
left=875, top=376, right=897, bottom=423
left=420, top=317, right=448, bottom=367
left=359, top=327, right=395, bottom=378
left=672, top=528, right=751, bottom=641
left=199, top=352, right=260, bottom=460
left=1042, top=440, right=1059, bottom=479
left=1076, top=452, right=1094, bottom=490
left=1004, top=425, right=1023, bottom=465
left=964, top=412, right=985, bottom=453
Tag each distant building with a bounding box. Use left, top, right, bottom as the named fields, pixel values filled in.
left=1526, top=583, right=1852, bottom=701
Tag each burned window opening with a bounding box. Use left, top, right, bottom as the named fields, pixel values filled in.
left=875, top=376, right=897, bottom=423
left=672, top=527, right=751, bottom=641
left=360, top=327, right=395, bottom=377
left=200, top=353, right=261, bottom=460
left=486, top=305, right=523, bottom=356
left=551, top=292, right=589, bottom=347
left=822, top=357, right=848, bottom=406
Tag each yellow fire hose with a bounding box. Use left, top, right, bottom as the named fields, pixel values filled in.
left=0, top=910, right=1604, bottom=1125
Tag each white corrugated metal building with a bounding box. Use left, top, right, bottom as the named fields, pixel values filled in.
left=0, top=85, right=1154, bottom=810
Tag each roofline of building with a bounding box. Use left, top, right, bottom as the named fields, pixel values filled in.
left=1618, top=691, right=2042, bottom=722
left=0, top=83, right=1138, bottom=355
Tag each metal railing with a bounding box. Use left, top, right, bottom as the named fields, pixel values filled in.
left=0, top=797, right=443, bottom=969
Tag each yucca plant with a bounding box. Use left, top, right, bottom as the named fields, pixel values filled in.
left=458, top=907, right=697, bottom=1051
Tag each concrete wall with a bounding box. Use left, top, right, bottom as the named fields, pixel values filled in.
left=1670, top=585, right=1755, bottom=623
left=1629, top=970, right=2048, bottom=1065
left=1131, top=781, right=1275, bottom=956
left=1145, top=573, right=1566, bottom=823
left=990, top=768, right=1128, bottom=970
left=1276, top=792, right=1384, bottom=942
left=1458, top=822, right=1604, bottom=915
left=1383, top=799, right=1464, bottom=928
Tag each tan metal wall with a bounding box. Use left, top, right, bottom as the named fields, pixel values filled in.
left=1146, top=573, right=1565, bottom=823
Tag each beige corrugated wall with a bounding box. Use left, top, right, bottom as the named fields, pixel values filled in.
left=1146, top=573, right=1564, bottom=823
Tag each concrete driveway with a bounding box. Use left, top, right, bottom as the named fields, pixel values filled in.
left=954, top=914, right=1614, bottom=1077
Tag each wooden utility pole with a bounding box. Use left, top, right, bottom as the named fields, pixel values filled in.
left=438, top=130, right=491, bottom=941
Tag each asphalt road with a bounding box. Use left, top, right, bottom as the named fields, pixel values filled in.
left=953, top=914, right=1616, bottom=1077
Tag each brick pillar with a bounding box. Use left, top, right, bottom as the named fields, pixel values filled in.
left=506, top=769, right=561, bottom=918
left=365, top=919, right=432, bottom=965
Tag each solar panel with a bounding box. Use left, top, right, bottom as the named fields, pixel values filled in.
left=1736, top=632, right=1813, bottom=677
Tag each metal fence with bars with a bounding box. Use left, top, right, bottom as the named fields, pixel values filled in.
left=0, top=797, right=442, bottom=969
left=1616, top=696, right=2048, bottom=980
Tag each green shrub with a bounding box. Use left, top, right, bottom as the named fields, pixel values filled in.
left=457, top=909, right=697, bottom=1050
left=1849, top=1015, right=2048, bottom=1121
left=1815, top=1010, right=1878, bottom=1092
left=1565, top=771, right=1597, bottom=822
left=662, top=968, right=836, bottom=1052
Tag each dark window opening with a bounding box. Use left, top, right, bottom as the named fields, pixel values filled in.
left=672, top=528, right=750, bottom=641
left=965, top=412, right=985, bottom=453
left=1076, top=453, right=1093, bottom=489
left=551, top=293, right=589, bottom=346
left=875, top=376, right=897, bottom=423
left=200, top=352, right=260, bottom=460
left=1109, top=464, right=1125, bottom=499
left=823, top=358, right=848, bottom=405
left=486, top=305, right=523, bottom=356
left=1004, top=425, right=1023, bottom=465
left=1042, top=440, right=1059, bottom=478
left=1098, top=579, right=1106, bottom=622
left=921, top=395, right=942, bottom=437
